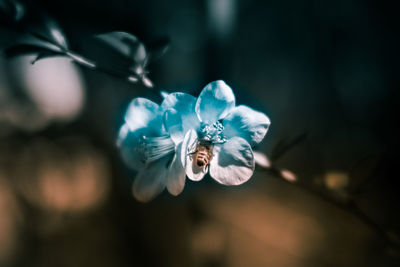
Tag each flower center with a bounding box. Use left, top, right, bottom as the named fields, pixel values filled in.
left=198, top=121, right=226, bottom=144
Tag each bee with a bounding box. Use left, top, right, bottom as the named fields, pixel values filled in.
left=189, top=140, right=214, bottom=169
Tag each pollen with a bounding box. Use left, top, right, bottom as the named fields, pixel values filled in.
left=198, top=121, right=226, bottom=144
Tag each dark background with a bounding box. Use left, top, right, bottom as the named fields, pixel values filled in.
left=1, top=0, right=399, bottom=266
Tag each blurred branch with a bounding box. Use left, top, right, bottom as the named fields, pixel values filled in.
left=3, top=36, right=153, bottom=87
left=265, top=166, right=400, bottom=249
left=270, top=133, right=307, bottom=161
left=258, top=134, right=399, bottom=250
left=1, top=0, right=160, bottom=88
left=259, top=155, right=400, bottom=251
left=347, top=155, right=380, bottom=196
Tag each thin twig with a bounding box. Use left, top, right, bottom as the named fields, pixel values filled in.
left=260, top=165, right=399, bottom=249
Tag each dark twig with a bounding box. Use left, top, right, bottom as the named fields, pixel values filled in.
left=261, top=133, right=399, bottom=250
left=270, top=133, right=307, bottom=161
left=259, top=164, right=400, bottom=250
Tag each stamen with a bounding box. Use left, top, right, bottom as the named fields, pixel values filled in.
left=136, top=135, right=175, bottom=164
left=198, top=121, right=227, bottom=144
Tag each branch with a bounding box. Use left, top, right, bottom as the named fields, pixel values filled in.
left=259, top=164, right=400, bottom=250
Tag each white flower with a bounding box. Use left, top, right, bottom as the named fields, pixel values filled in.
left=164, top=80, right=271, bottom=186
left=117, top=80, right=270, bottom=202
left=117, top=97, right=187, bottom=202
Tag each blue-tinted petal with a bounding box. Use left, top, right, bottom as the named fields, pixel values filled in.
left=117, top=123, right=175, bottom=170
left=209, top=137, right=255, bottom=185
left=164, top=109, right=184, bottom=144
left=195, top=80, right=235, bottom=123
left=132, top=155, right=170, bottom=202
left=124, top=97, right=162, bottom=135
left=165, top=143, right=186, bottom=196
left=223, top=105, right=270, bottom=146
left=160, top=92, right=195, bottom=111
left=117, top=123, right=145, bottom=170
left=161, top=92, right=199, bottom=137
left=181, top=129, right=207, bottom=181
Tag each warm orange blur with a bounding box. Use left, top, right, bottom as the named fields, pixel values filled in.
left=0, top=177, right=20, bottom=266
left=13, top=138, right=110, bottom=213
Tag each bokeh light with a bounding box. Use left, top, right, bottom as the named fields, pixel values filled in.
left=10, top=55, right=85, bottom=121
left=13, top=137, right=110, bottom=213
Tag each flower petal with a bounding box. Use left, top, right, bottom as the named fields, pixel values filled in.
left=164, top=109, right=184, bottom=144
left=160, top=92, right=196, bottom=112
left=223, top=105, right=270, bottom=146
left=161, top=92, right=199, bottom=142
left=117, top=123, right=175, bottom=170
left=165, top=143, right=186, bottom=196
left=117, top=123, right=145, bottom=170
left=209, top=137, right=255, bottom=185
left=132, top=155, right=171, bottom=202
left=195, top=80, right=235, bottom=123
left=124, top=97, right=162, bottom=135
left=181, top=129, right=207, bottom=181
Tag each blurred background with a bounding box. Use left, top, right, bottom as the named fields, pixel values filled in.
left=1, top=0, right=399, bottom=266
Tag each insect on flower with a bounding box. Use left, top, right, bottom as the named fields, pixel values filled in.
left=165, top=80, right=271, bottom=186
left=117, top=80, right=271, bottom=202
left=189, top=139, right=214, bottom=168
